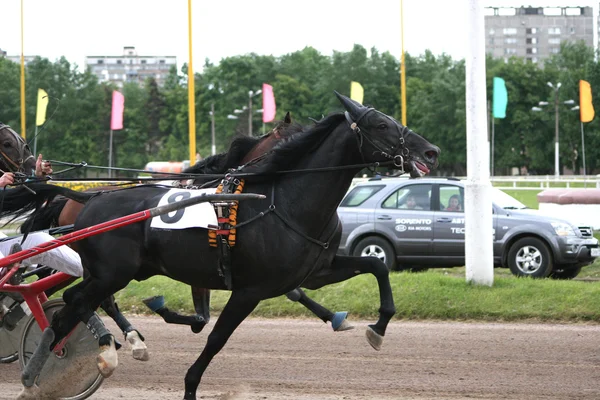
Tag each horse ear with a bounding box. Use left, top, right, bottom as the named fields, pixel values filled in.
left=284, top=112, right=292, bottom=124
left=334, top=90, right=367, bottom=119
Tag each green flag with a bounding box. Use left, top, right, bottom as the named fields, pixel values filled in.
left=493, top=77, right=508, bottom=119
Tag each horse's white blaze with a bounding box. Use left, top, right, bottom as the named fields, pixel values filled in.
left=97, top=338, right=118, bottom=377
left=126, top=330, right=149, bottom=361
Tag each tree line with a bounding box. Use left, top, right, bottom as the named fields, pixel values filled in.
left=0, top=41, right=598, bottom=178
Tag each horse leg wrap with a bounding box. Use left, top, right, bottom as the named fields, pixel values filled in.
left=21, top=327, right=55, bottom=387
left=87, top=314, right=119, bottom=377
left=87, top=313, right=121, bottom=350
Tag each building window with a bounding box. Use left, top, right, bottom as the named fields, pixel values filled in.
left=489, top=28, right=495, bottom=35
left=526, top=37, right=538, bottom=44
left=505, top=38, right=517, bottom=44
left=548, top=38, right=561, bottom=44
left=116, top=60, right=122, bottom=64
left=489, top=38, right=495, bottom=45
left=526, top=48, right=538, bottom=54
left=97, top=60, right=104, bottom=65
left=532, top=57, right=538, bottom=63
left=548, top=27, right=561, bottom=35
left=141, top=59, right=147, bottom=64
left=526, top=27, right=537, bottom=34
left=504, top=48, right=517, bottom=55
left=503, top=28, right=518, bottom=35
left=569, top=27, right=575, bottom=34
left=566, top=8, right=582, bottom=16
left=159, top=59, right=165, bottom=64
left=550, top=48, right=560, bottom=54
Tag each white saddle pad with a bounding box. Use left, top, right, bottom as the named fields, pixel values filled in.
left=150, top=188, right=218, bottom=230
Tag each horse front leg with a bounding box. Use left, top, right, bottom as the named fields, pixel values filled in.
left=100, top=296, right=148, bottom=361
left=183, top=290, right=259, bottom=400
left=142, top=286, right=210, bottom=334
left=302, top=255, right=395, bottom=350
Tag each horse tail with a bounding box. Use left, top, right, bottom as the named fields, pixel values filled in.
left=0, top=183, right=94, bottom=226
left=20, top=196, right=69, bottom=233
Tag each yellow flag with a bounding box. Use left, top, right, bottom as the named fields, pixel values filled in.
left=579, top=80, right=594, bottom=123
left=36, top=89, right=49, bottom=126
left=350, top=81, right=364, bottom=104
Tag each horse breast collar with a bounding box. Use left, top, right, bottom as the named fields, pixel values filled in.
left=207, top=173, right=245, bottom=290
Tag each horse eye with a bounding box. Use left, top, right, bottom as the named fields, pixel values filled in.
left=377, top=123, right=387, bottom=131
left=3, top=142, right=12, bottom=148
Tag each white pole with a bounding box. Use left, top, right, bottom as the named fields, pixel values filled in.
left=465, top=0, right=493, bottom=286
left=211, top=103, right=216, bottom=156
left=108, top=129, right=113, bottom=178
left=580, top=121, right=586, bottom=177
left=491, top=118, right=495, bottom=177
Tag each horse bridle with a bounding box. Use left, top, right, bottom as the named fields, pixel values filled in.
left=344, top=109, right=410, bottom=172
left=0, top=124, right=35, bottom=175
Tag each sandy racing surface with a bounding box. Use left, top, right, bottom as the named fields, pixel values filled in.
left=1, top=316, right=600, bottom=399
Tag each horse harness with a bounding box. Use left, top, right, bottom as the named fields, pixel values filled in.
left=179, top=171, right=339, bottom=290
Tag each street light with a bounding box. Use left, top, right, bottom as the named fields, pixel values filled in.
left=531, top=82, right=573, bottom=178
left=248, top=89, right=262, bottom=136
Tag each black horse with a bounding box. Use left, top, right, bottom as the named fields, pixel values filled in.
left=6, top=92, right=440, bottom=400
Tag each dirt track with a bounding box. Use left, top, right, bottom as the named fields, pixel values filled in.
left=1, top=316, right=600, bottom=399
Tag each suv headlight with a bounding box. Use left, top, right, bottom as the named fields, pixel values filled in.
left=551, top=222, right=576, bottom=237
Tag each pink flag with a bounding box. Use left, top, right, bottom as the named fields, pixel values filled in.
left=111, top=90, right=125, bottom=130
left=262, top=83, right=276, bottom=123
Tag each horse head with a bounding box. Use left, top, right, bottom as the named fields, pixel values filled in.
left=0, top=123, right=36, bottom=176
left=335, top=92, right=440, bottom=178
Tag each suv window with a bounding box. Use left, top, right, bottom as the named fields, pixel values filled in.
left=440, top=184, right=464, bottom=212
left=382, top=184, right=432, bottom=210
left=340, top=185, right=385, bottom=207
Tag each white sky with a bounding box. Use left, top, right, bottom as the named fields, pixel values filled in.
left=0, top=0, right=596, bottom=71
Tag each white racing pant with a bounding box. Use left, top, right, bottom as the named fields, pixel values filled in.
left=0, top=232, right=83, bottom=277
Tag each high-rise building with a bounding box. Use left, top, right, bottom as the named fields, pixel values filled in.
left=85, top=46, right=177, bottom=88
left=484, top=6, right=594, bottom=63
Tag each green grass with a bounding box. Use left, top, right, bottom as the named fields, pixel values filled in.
left=84, top=270, right=600, bottom=323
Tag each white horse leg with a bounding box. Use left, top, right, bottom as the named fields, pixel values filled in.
left=126, top=330, right=149, bottom=361
left=97, top=335, right=119, bottom=377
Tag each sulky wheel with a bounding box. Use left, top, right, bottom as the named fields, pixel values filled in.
left=0, top=295, right=26, bottom=364
left=19, top=299, right=104, bottom=400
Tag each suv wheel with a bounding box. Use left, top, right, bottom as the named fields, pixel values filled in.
left=550, top=266, right=582, bottom=280
left=507, top=237, right=553, bottom=278
left=353, top=237, right=396, bottom=270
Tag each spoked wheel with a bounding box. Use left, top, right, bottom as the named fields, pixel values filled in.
left=19, top=299, right=103, bottom=400
left=0, top=296, right=25, bottom=364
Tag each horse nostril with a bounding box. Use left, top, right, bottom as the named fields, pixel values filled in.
left=425, top=150, right=438, bottom=160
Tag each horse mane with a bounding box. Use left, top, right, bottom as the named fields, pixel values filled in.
left=183, top=113, right=344, bottom=183
left=242, top=113, right=345, bottom=176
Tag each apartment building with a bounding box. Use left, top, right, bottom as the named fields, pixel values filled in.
left=85, top=46, right=177, bottom=88
left=485, top=6, right=594, bottom=63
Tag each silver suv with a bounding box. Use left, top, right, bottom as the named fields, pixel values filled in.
left=337, top=177, right=600, bottom=279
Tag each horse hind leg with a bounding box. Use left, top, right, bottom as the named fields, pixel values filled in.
left=142, top=286, right=209, bottom=334
left=285, top=288, right=354, bottom=332
left=100, top=296, right=148, bottom=361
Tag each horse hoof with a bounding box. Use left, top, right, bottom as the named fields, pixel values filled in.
left=335, top=319, right=355, bottom=332
left=97, top=344, right=118, bottom=377
left=126, top=331, right=149, bottom=361
left=365, top=326, right=383, bottom=351
left=17, top=385, right=40, bottom=400
left=331, top=312, right=354, bottom=332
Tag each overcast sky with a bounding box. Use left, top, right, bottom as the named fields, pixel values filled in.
left=1, top=0, right=596, bottom=71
